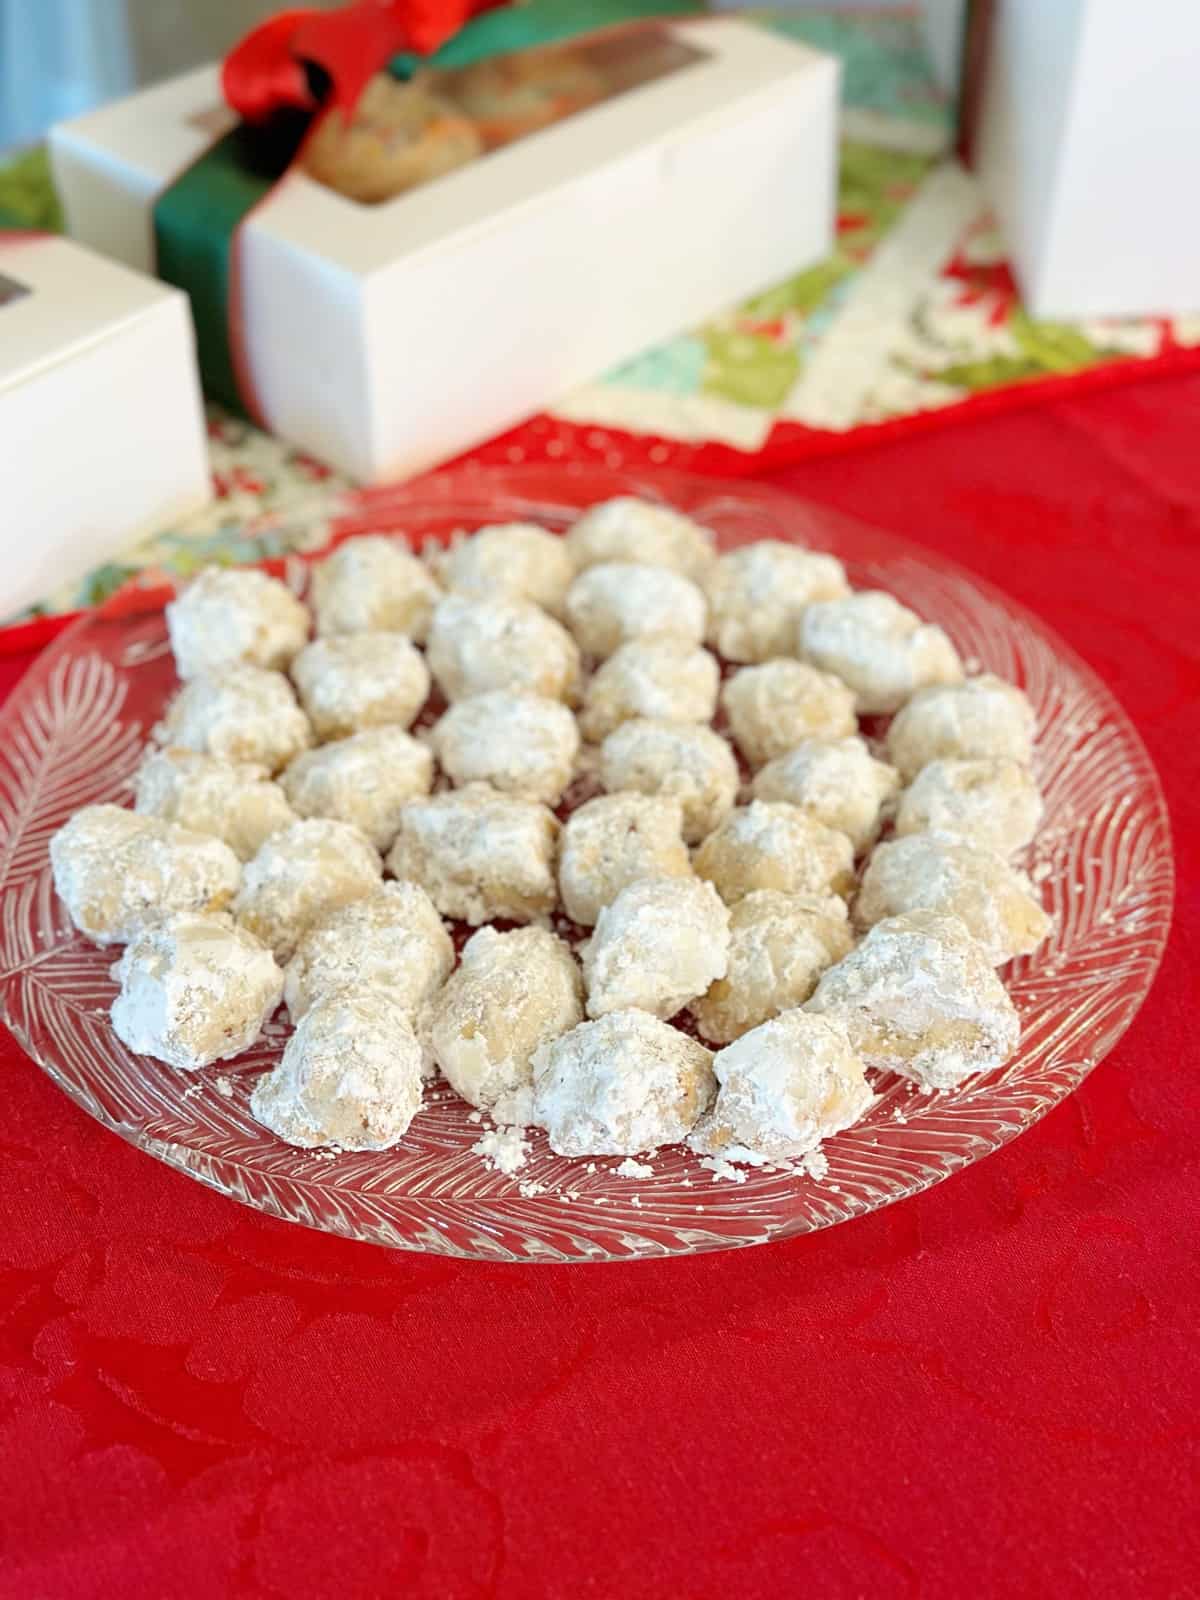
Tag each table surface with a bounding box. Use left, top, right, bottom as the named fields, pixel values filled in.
left=2, top=372, right=1197, bottom=1600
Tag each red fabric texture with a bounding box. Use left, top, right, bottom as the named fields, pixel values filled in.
left=2, top=375, right=1198, bottom=1598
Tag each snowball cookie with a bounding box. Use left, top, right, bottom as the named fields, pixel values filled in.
left=430, top=691, right=579, bottom=806
left=704, top=541, right=848, bottom=663
left=599, top=718, right=738, bottom=844
left=251, top=986, right=424, bottom=1151
left=563, top=562, right=706, bottom=660
left=310, top=535, right=441, bottom=641
left=162, top=665, right=313, bottom=773
left=533, top=1008, right=716, bottom=1157
left=166, top=566, right=310, bottom=681
left=895, top=757, right=1043, bottom=855
left=721, top=660, right=857, bottom=768
left=690, top=1011, right=873, bottom=1163
left=50, top=805, right=241, bottom=947
left=583, top=877, right=730, bottom=1021
left=566, top=497, right=715, bottom=583
left=578, top=638, right=720, bottom=743
left=431, top=926, right=583, bottom=1121
left=799, top=590, right=963, bottom=715
left=233, top=818, right=381, bottom=962
left=690, top=890, right=853, bottom=1045
left=886, top=673, right=1037, bottom=782
left=426, top=593, right=581, bottom=706
left=291, top=633, right=430, bottom=741
left=283, top=882, right=452, bottom=1024
left=695, top=801, right=855, bottom=906
left=751, top=736, right=899, bottom=855
left=110, top=912, right=283, bottom=1071
left=855, top=831, right=1051, bottom=965
left=558, top=791, right=691, bottom=927
left=134, top=748, right=296, bottom=863
left=807, top=910, right=1020, bottom=1088
left=281, top=727, right=433, bottom=851
left=387, top=783, right=559, bottom=925
left=438, top=522, right=574, bottom=618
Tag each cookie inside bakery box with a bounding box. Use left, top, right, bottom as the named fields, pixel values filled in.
left=49, top=16, right=838, bottom=483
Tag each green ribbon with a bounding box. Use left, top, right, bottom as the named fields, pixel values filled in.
left=393, top=0, right=700, bottom=76
left=153, top=0, right=702, bottom=416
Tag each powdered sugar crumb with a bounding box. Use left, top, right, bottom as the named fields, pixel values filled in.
left=472, top=1124, right=529, bottom=1175
left=699, top=1155, right=749, bottom=1185
left=796, top=1147, right=830, bottom=1182
left=214, top=1076, right=235, bottom=1098
left=615, top=1157, right=654, bottom=1179
left=518, top=1178, right=546, bottom=1197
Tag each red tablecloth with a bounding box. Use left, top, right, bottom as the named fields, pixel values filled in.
left=2, top=375, right=1197, bottom=1600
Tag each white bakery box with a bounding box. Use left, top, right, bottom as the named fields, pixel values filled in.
left=973, top=0, right=1200, bottom=319
left=0, top=233, right=211, bottom=619
left=49, top=17, right=839, bottom=484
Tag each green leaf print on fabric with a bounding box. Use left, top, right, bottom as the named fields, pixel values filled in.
left=76, top=563, right=141, bottom=607
left=936, top=354, right=1045, bottom=390
left=701, top=329, right=800, bottom=409
left=1010, top=312, right=1104, bottom=373
left=0, top=147, right=63, bottom=231
left=838, top=141, right=933, bottom=244
left=741, top=257, right=854, bottom=321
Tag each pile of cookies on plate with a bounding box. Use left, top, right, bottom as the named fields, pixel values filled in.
left=49, top=497, right=1051, bottom=1171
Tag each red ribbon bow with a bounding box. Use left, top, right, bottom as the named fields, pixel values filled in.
left=222, top=0, right=496, bottom=124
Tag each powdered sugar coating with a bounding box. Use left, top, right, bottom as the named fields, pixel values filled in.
left=887, top=673, right=1037, bottom=781
left=233, top=818, right=382, bottom=962
left=558, top=791, right=691, bottom=927
left=166, top=566, right=310, bottom=681
left=431, top=926, right=583, bottom=1120
left=281, top=727, right=433, bottom=850
left=799, top=590, right=964, bottom=715
left=291, top=633, right=430, bottom=740
left=162, top=666, right=313, bottom=772
left=695, top=801, right=856, bottom=906
left=690, top=890, right=853, bottom=1044
left=895, top=757, right=1043, bottom=854
left=437, top=522, right=574, bottom=617
left=426, top=593, right=581, bottom=705
left=583, top=877, right=730, bottom=1020
left=284, top=881, right=453, bottom=1025
left=751, top=736, right=900, bottom=855
left=599, top=718, right=738, bottom=843
left=566, top=497, right=715, bottom=583
left=807, top=909, right=1020, bottom=1088
left=533, top=1008, right=716, bottom=1157
left=564, top=562, right=706, bottom=659
left=387, top=782, right=559, bottom=925
left=251, top=985, right=424, bottom=1150
left=690, top=1011, right=873, bottom=1162
left=311, top=535, right=441, bottom=641
left=855, top=831, right=1051, bottom=964
left=134, top=748, right=297, bottom=862
left=721, top=660, right=857, bottom=767
left=431, top=691, right=580, bottom=805
left=578, top=637, right=719, bottom=742
left=704, top=541, right=849, bottom=663
left=111, top=912, right=283, bottom=1071
left=50, top=804, right=241, bottom=946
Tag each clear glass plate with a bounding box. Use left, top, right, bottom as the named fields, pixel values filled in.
left=0, top=465, right=1173, bottom=1262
